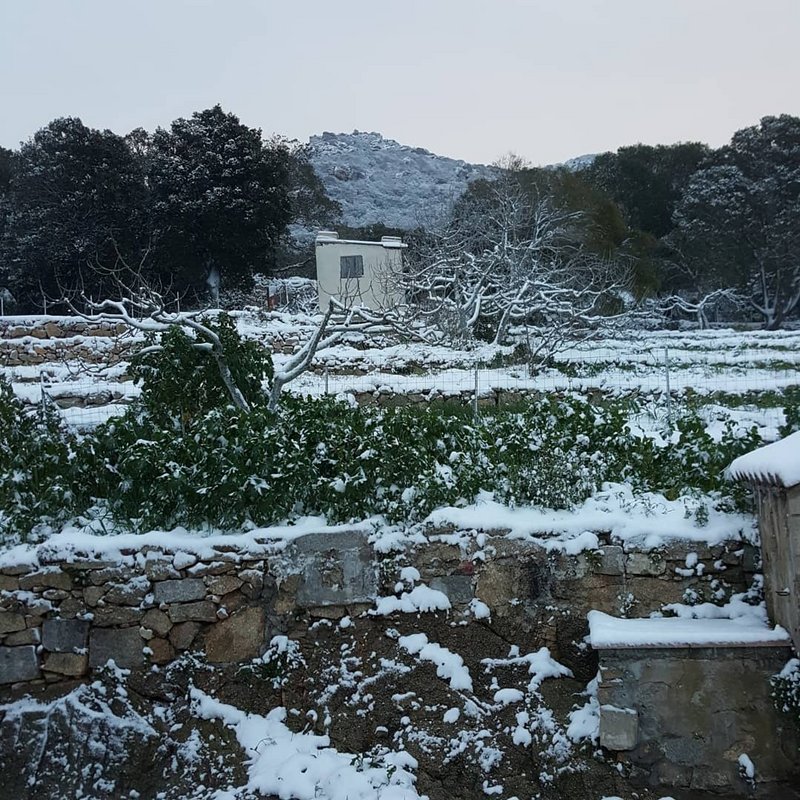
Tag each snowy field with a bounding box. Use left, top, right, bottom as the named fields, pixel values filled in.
left=2, top=310, right=799, bottom=432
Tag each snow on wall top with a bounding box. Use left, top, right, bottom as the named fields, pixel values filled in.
left=728, top=431, right=800, bottom=488
left=587, top=610, right=790, bottom=649
left=307, top=131, right=495, bottom=229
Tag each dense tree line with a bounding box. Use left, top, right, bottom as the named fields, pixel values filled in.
left=0, top=106, right=337, bottom=311
left=441, top=115, right=800, bottom=328
left=0, top=109, right=797, bottom=327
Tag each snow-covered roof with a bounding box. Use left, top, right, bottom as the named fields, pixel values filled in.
left=587, top=610, right=790, bottom=649
left=315, top=231, right=407, bottom=249
left=728, top=431, right=800, bottom=488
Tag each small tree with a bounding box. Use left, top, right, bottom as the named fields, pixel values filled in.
left=403, top=168, right=631, bottom=358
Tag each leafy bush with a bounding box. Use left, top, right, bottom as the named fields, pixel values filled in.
left=0, top=318, right=766, bottom=537
left=771, top=658, right=800, bottom=732
left=779, top=387, right=800, bottom=438
left=0, top=380, right=82, bottom=540
left=129, top=312, right=273, bottom=424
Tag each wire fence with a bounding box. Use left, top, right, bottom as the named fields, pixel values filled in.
left=7, top=345, right=798, bottom=431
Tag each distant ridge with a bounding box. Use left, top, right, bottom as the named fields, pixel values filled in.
left=306, top=131, right=596, bottom=229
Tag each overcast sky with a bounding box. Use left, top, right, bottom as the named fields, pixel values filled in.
left=2, top=0, right=799, bottom=165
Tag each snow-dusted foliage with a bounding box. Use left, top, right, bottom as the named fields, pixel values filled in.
left=672, top=115, right=800, bottom=330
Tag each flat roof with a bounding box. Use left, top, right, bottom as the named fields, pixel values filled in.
left=315, top=237, right=407, bottom=249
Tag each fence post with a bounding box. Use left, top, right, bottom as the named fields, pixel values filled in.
left=473, top=365, right=479, bottom=422
left=0, top=293, right=4, bottom=316
left=324, top=366, right=329, bottom=396
left=663, top=347, right=672, bottom=433
left=39, top=370, right=47, bottom=426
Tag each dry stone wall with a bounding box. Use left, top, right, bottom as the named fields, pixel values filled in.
left=0, top=530, right=754, bottom=694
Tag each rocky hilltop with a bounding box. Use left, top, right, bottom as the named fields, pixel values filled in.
left=306, top=131, right=495, bottom=229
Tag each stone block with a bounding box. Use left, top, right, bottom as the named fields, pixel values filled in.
left=89, top=566, right=133, bottom=586
left=89, top=627, right=144, bottom=669
left=41, top=618, right=89, bottom=652
left=626, top=552, right=666, bottom=576
left=92, top=606, right=143, bottom=627
left=169, top=621, right=201, bottom=651
left=594, top=546, right=625, bottom=576
left=0, top=611, right=25, bottom=634
left=293, top=531, right=378, bottom=607
left=0, top=575, right=19, bottom=591
left=19, top=570, right=72, bottom=591
left=141, top=608, right=173, bottom=636
left=0, top=646, right=40, bottom=684
left=189, top=560, right=234, bottom=577
left=4, top=628, right=40, bottom=646
left=153, top=578, right=206, bottom=604
left=57, top=597, right=84, bottom=619
left=0, top=563, right=35, bottom=576
left=205, top=575, right=243, bottom=596
left=103, top=576, right=150, bottom=606
left=42, top=589, right=70, bottom=601
left=84, top=586, right=106, bottom=607
left=205, top=606, right=266, bottom=663
left=145, top=558, right=180, bottom=581
left=43, top=652, right=88, bottom=677
left=599, top=704, right=638, bottom=751
left=239, top=569, right=264, bottom=598
left=430, top=575, right=474, bottom=605
left=147, top=637, right=175, bottom=665
left=168, top=601, right=217, bottom=624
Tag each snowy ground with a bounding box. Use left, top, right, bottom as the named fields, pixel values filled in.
left=2, top=311, right=799, bottom=434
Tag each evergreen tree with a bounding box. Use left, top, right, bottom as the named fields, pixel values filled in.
left=672, top=115, right=800, bottom=329
left=147, top=106, right=294, bottom=299
left=587, top=142, right=710, bottom=238
left=0, top=118, right=147, bottom=309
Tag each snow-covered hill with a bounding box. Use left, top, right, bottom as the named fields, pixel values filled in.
left=306, top=131, right=495, bottom=229
left=306, top=132, right=596, bottom=230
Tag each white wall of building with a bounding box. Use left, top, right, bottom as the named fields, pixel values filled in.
left=314, top=231, right=406, bottom=312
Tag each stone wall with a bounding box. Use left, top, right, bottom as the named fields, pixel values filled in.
left=0, top=549, right=275, bottom=689
left=596, top=645, right=798, bottom=790
left=0, top=531, right=754, bottom=693
left=0, top=319, right=133, bottom=367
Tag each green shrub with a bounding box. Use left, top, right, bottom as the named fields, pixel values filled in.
left=780, top=387, right=800, bottom=438
left=0, top=317, right=768, bottom=537
left=0, top=380, right=82, bottom=541
left=130, top=312, right=273, bottom=425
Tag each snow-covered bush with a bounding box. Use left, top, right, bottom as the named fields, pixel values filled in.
left=0, top=380, right=82, bottom=541
left=771, top=658, right=800, bottom=731
left=0, top=318, right=765, bottom=537
left=129, top=312, right=273, bottom=423
left=81, top=392, right=760, bottom=531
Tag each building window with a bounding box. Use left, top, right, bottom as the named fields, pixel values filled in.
left=340, top=255, right=364, bottom=279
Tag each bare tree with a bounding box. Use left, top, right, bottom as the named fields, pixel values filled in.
left=658, top=288, right=745, bottom=329
left=399, top=171, right=632, bottom=361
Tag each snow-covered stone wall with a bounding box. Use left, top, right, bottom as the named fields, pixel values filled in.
left=0, top=531, right=754, bottom=692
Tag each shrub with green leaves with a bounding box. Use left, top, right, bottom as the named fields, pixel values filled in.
left=0, top=316, right=768, bottom=538
left=771, top=658, right=800, bottom=732
left=780, top=387, right=800, bottom=438
left=0, top=379, right=82, bottom=541
left=130, top=312, right=273, bottom=424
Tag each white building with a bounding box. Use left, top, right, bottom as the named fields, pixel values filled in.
left=314, top=231, right=406, bottom=312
